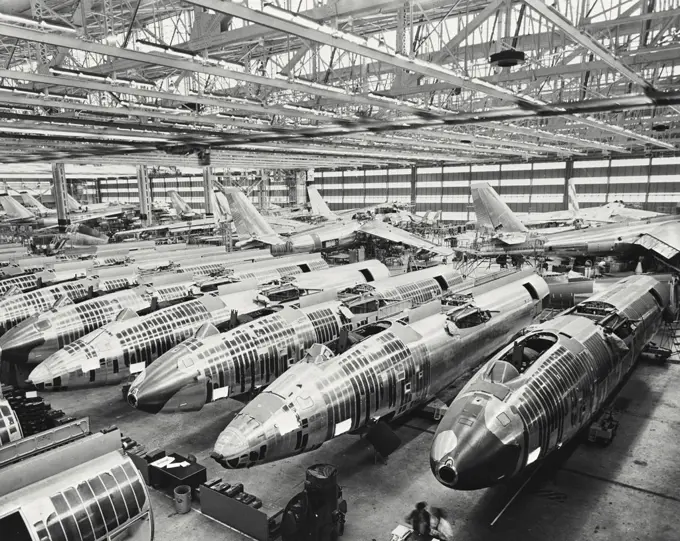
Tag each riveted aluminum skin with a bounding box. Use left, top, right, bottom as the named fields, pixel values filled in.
left=212, top=273, right=550, bottom=468
left=29, top=260, right=388, bottom=390
left=128, top=266, right=462, bottom=414
left=430, top=275, right=670, bottom=490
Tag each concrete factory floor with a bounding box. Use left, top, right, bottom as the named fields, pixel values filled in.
left=43, top=277, right=680, bottom=541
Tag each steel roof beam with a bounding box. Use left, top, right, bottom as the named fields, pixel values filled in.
left=0, top=22, right=436, bottom=117
left=0, top=69, right=335, bottom=122
left=489, top=123, right=628, bottom=152
left=400, top=0, right=505, bottom=87
left=344, top=133, right=542, bottom=158
left=184, top=0, right=544, bottom=107
left=186, top=1, right=672, bottom=149
left=521, top=0, right=654, bottom=93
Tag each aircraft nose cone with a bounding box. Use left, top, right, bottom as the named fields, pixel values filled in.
left=432, top=422, right=521, bottom=490
left=27, top=361, right=53, bottom=386
left=29, top=345, right=91, bottom=385
left=212, top=425, right=261, bottom=469
left=0, top=322, right=44, bottom=364
left=128, top=356, right=199, bottom=414
left=430, top=429, right=460, bottom=488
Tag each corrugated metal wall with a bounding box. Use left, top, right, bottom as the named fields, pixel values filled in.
left=316, top=156, right=680, bottom=222
left=2, top=157, right=679, bottom=221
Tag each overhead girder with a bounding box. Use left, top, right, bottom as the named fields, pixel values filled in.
left=0, top=22, right=463, bottom=119
left=0, top=68, right=336, bottom=122
left=3, top=90, right=678, bottom=160
left=521, top=0, right=654, bottom=93
left=384, top=44, right=680, bottom=97
left=183, top=0, right=673, bottom=150
left=323, top=10, right=680, bottom=86
left=184, top=0, right=542, bottom=107
left=399, top=0, right=505, bottom=87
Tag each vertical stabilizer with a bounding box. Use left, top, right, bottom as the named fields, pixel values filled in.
left=168, top=189, right=194, bottom=217
left=567, top=178, right=580, bottom=214
left=0, top=195, right=36, bottom=220
left=222, top=187, right=282, bottom=243
left=471, top=182, right=528, bottom=233
left=308, top=186, right=338, bottom=220
left=66, top=193, right=82, bottom=212
left=20, top=192, right=53, bottom=216
left=213, top=190, right=231, bottom=223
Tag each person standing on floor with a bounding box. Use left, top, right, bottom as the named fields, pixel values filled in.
left=406, top=501, right=432, bottom=540
left=430, top=507, right=454, bottom=541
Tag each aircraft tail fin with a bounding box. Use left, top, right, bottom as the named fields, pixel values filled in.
left=65, top=193, right=82, bottom=212
left=222, top=187, right=282, bottom=243
left=470, top=182, right=528, bottom=233
left=168, top=189, right=193, bottom=216
left=213, top=190, right=232, bottom=223
left=567, top=178, right=580, bottom=214
left=20, top=192, right=52, bottom=215
left=0, top=195, right=36, bottom=220
left=308, top=186, right=337, bottom=219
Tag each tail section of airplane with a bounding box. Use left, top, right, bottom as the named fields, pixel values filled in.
left=471, top=182, right=528, bottom=233
left=168, top=189, right=194, bottom=217
left=222, top=187, right=283, bottom=244
left=307, top=186, right=338, bottom=220
left=66, top=193, right=83, bottom=212
left=567, top=178, right=580, bottom=214
left=20, top=192, right=53, bottom=216
left=212, top=190, right=232, bottom=224
left=0, top=194, right=36, bottom=220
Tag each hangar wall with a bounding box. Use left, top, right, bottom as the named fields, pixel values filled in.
left=1, top=156, right=679, bottom=223
left=315, top=156, right=680, bottom=223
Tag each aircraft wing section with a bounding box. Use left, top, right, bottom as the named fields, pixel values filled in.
left=307, top=186, right=338, bottom=220
left=581, top=204, right=616, bottom=224
left=69, top=210, right=125, bottom=225
left=223, top=187, right=284, bottom=243
left=359, top=221, right=453, bottom=256
left=266, top=216, right=307, bottom=235
left=634, top=221, right=680, bottom=260
left=471, top=182, right=528, bottom=234
left=214, top=289, right=263, bottom=315
left=495, top=232, right=529, bottom=245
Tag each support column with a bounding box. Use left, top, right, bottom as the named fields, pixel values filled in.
left=203, top=166, right=214, bottom=218
left=564, top=158, right=574, bottom=210
left=295, top=171, right=308, bottom=207
left=302, top=169, right=313, bottom=205
left=259, top=170, right=269, bottom=210
left=94, top=177, right=103, bottom=204
left=51, top=163, right=69, bottom=233
left=410, top=166, right=417, bottom=208
left=136, top=165, right=152, bottom=227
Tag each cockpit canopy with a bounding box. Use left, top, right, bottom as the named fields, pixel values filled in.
left=487, top=332, right=558, bottom=383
